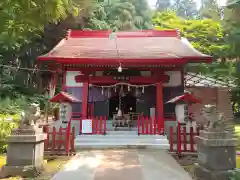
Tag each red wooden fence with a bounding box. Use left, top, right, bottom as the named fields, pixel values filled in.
left=137, top=116, right=165, bottom=135
left=79, top=116, right=107, bottom=135
left=44, top=126, right=76, bottom=156
left=169, top=123, right=201, bottom=155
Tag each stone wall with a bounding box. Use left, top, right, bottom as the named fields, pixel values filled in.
left=187, top=87, right=233, bottom=124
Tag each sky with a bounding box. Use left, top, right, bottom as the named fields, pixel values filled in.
left=148, top=0, right=227, bottom=9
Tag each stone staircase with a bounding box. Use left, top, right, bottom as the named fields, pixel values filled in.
left=75, top=130, right=170, bottom=150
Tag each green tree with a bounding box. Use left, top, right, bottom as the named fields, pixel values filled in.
left=172, top=0, right=198, bottom=19
left=200, top=0, right=221, bottom=20
left=156, top=0, right=172, bottom=11
left=152, top=10, right=232, bottom=77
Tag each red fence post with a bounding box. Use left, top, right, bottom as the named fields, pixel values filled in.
left=71, top=127, right=76, bottom=154
left=52, top=127, right=56, bottom=152
left=104, top=116, right=107, bottom=135
left=44, top=127, right=49, bottom=151
left=190, top=127, right=194, bottom=152
left=65, top=119, right=71, bottom=156
left=146, top=117, right=149, bottom=134
left=59, top=127, right=63, bottom=153
left=183, top=127, right=187, bottom=152
left=80, top=118, right=82, bottom=134
left=141, top=116, right=144, bottom=134
left=169, top=126, right=173, bottom=152
left=177, top=122, right=181, bottom=156
left=99, top=116, right=103, bottom=134
left=154, top=117, right=157, bottom=134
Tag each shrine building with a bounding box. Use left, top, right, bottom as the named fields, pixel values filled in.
left=38, top=30, right=214, bottom=148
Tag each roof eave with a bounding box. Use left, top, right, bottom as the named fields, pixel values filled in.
left=37, top=56, right=212, bottom=65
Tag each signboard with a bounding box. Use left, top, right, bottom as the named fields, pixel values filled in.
left=82, top=119, right=93, bottom=134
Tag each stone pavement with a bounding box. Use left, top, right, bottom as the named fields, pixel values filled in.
left=51, top=150, right=192, bottom=180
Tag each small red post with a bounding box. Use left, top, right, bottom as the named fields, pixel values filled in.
left=177, top=122, right=181, bottom=155
left=100, top=116, right=103, bottom=134
left=141, top=116, right=144, bottom=134
left=66, top=118, right=71, bottom=155
left=59, top=127, right=63, bottom=151
left=80, top=118, right=82, bottom=134
left=149, top=117, right=152, bottom=135
left=154, top=117, right=157, bottom=134
left=137, top=116, right=140, bottom=135
left=44, top=127, right=49, bottom=151
left=183, top=127, right=187, bottom=152
left=146, top=117, right=149, bottom=134
left=52, top=127, right=56, bottom=151
left=169, top=126, right=173, bottom=152
left=190, top=127, right=194, bottom=152
left=104, top=116, right=107, bottom=135
left=71, top=127, right=76, bottom=153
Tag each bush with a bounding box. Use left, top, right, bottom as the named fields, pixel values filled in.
left=0, top=120, right=18, bottom=153
left=231, top=170, right=240, bottom=180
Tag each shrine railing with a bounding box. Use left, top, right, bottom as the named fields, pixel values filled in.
left=137, top=116, right=165, bottom=135
left=80, top=116, right=107, bottom=135
left=168, top=122, right=201, bottom=155
left=44, top=126, right=76, bottom=156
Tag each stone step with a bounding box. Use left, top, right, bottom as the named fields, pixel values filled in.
left=75, top=138, right=169, bottom=144
left=75, top=142, right=170, bottom=150
left=76, top=135, right=167, bottom=140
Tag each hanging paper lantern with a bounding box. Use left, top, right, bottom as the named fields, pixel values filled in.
left=142, top=86, right=145, bottom=94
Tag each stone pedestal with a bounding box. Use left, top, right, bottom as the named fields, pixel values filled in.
left=0, top=126, right=46, bottom=178
left=194, top=130, right=237, bottom=180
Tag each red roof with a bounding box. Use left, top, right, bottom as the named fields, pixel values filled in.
left=38, top=30, right=212, bottom=65
left=166, top=93, right=201, bottom=104
left=49, top=91, right=80, bottom=103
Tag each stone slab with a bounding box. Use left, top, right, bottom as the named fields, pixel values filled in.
left=7, top=134, right=46, bottom=143
left=197, top=145, right=236, bottom=170
left=199, top=131, right=234, bottom=139
left=196, top=136, right=237, bottom=146
left=0, top=163, right=45, bottom=178
left=194, top=163, right=235, bottom=180
left=51, top=150, right=193, bottom=180
left=6, top=138, right=45, bottom=166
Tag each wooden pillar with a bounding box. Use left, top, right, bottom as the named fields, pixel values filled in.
left=156, top=82, right=164, bottom=134
left=81, top=76, right=89, bottom=119
left=156, top=82, right=163, bottom=119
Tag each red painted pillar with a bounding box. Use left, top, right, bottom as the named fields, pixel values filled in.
left=80, top=75, right=89, bottom=134
left=82, top=77, right=89, bottom=119
left=156, top=82, right=164, bottom=134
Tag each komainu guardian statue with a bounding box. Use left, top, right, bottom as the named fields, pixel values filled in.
left=202, top=104, right=227, bottom=131
left=19, top=103, right=41, bottom=128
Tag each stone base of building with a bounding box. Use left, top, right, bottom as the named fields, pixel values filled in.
left=0, top=161, right=46, bottom=178
left=194, top=163, right=235, bottom=180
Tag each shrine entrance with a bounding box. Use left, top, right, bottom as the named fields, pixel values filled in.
left=109, top=92, right=137, bottom=118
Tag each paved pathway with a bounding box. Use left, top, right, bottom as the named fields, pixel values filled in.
left=51, top=150, right=192, bottom=180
